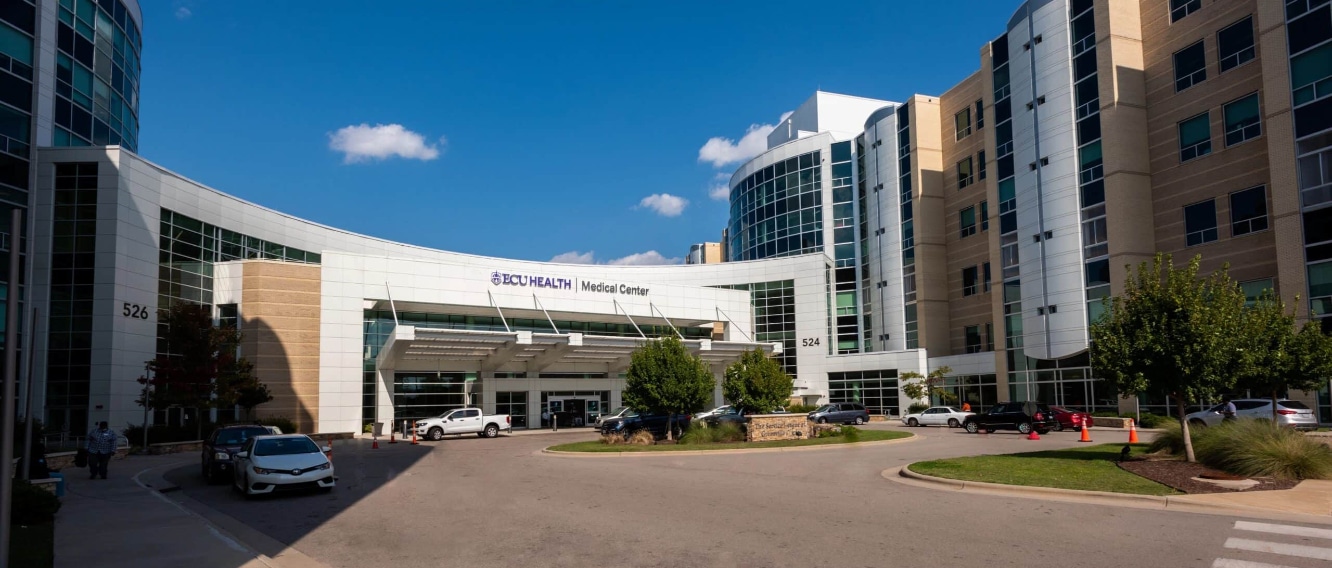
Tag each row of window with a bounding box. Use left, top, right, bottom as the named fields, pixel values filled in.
left=1183, top=185, right=1269, bottom=247
left=1173, top=16, right=1255, bottom=93
left=959, top=201, right=989, bottom=239
left=956, top=150, right=987, bottom=190
left=961, top=262, right=991, bottom=297
left=1178, top=92, right=1262, bottom=162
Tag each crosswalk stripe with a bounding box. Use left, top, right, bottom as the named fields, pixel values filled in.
left=1235, top=521, right=1332, bottom=541
left=1224, top=538, right=1332, bottom=561
left=1212, top=559, right=1300, bottom=568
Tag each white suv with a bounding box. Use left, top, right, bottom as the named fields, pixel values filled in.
left=1185, top=399, right=1318, bottom=430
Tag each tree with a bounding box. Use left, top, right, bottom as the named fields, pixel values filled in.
left=1090, top=254, right=1245, bottom=462
left=899, top=366, right=954, bottom=406
left=1235, top=290, right=1332, bottom=424
left=722, top=348, right=792, bottom=413
left=137, top=302, right=270, bottom=437
left=622, top=336, right=715, bottom=441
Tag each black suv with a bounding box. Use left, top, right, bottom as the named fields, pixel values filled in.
left=599, top=411, right=692, bottom=440
left=962, top=402, right=1057, bottom=435
left=201, top=425, right=271, bottom=483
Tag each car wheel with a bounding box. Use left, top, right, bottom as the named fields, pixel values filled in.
left=1053, top=422, right=1064, bottom=432
left=818, top=417, right=828, bottom=424
left=1017, top=422, right=1032, bottom=435
left=1036, top=428, right=1050, bottom=435
left=948, top=418, right=960, bottom=428
left=428, top=427, right=444, bottom=441
left=907, top=418, right=919, bottom=427
left=485, top=424, right=500, bottom=438
left=854, top=416, right=865, bottom=425
left=964, top=421, right=979, bottom=434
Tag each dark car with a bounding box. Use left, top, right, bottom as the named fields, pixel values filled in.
left=599, top=411, right=692, bottom=440
left=703, top=407, right=751, bottom=428
left=807, top=403, right=869, bottom=425
left=1049, top=406, right=1092, bottom=432
left=962, top=401, right=1057, bottom=435
left=201, top=425, right=272, bottom=483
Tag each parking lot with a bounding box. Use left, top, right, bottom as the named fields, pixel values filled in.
left=163, top=424, right=1242, bottom=567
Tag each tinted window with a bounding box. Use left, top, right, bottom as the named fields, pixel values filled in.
left=1279, top=401, right=1311, bottom=410
left=1235, top=401, right=1266, bottom=410
left=1174, top=41, right=1207, bottom=92
left=254, top=437, right=321, bottom=457
left=1217, top=17, right=1255, bottom=72
left=215, top=428, right=269, bottom=445
left=1185, top=200, right=1218, bottom=246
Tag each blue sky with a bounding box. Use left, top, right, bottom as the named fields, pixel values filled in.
left=140, top=1, right=1019, bottom=264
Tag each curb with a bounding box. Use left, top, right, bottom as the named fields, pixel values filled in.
left=887, top=464, right=1332, bottom=525
left=541, top=433, right=917, bottom=457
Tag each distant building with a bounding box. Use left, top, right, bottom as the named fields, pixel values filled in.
left=685, top=242, right=722, bottom=264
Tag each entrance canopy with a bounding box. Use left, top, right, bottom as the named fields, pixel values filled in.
left=376, top=326, right=781, bottom=374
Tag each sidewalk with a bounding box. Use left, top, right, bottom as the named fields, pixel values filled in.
left=53, top=454, right=317, bottom=568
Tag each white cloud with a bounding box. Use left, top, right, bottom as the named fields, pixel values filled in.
left=697, top=111, right=793, bottom=168
left=708, top=172, right=731, bottom=201
left=638, top=193, right=688, bottom=217
left=548, top=250, right=682, bottom=266
left=175, top=7, right=192, bottom=19
left=328, top=123, right=443, bottom=164
left=549, top=251, right=596, bottom=264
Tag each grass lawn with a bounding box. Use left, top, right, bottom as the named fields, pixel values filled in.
left=548, top=429, right=910, bottom=452
left=908, top=443, right=1178, bottom=496
left=10, top=522, right=53, bottom=568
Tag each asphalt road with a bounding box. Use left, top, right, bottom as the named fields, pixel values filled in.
left=164, top=425, right=1332, bottom=568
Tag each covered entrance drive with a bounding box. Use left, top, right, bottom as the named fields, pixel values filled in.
left=374, top=326, right=780, bottom=428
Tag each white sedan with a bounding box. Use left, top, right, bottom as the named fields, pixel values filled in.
left=232, top=434, right=335, bottom=497
left=901, top=406, right=974, bottom=428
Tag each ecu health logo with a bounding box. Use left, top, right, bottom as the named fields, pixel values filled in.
left=490, top=271, right=502, bottom=286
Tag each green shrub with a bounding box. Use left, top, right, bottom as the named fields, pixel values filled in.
left=363, top=423, right=374, bottom=434
left=1135, top=413, right=1170, bottom=429
left=679, top=422, right=745, bottom=444
left=1198, top=420, right=1332, bottom=480
left=907, top=402, right=929, bottom=415
left=784, top=404, right=820, bottom=414
left=123, top=422, right=219, bottom=446
left=841, top=425, right=861, bottom=443
left=12, top=480, right=60, bottom=525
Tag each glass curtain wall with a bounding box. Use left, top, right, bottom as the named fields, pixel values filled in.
left=727, top=151, right=824, bottom=261
left=1289, top=0, right=1332, bottom=327
left=44, top=162, right=96, bottom=434
left=713, top=280, right=797, bottom=376
left=828, top=370, right=899, bottom=416
left=898, top=106, right=918, bottom=349
left=52, top=0, right=143, bottom=150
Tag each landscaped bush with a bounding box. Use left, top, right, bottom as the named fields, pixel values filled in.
left=841, top=425, right=861, bottom=443
left=123, top=422, right=220, bottom=446
left=599, top=430, right=656, bottom=446
left=363, top=423, right=374, bottom=434
left=784, top=404, right=820, bottom=414
left=1090, top=411, right=1121, bottom=417
left=907, top=402, right=929, bottom=415
left=679, top=422, right=745, bottom=445
left=12, top=480, right=60, bottom=525
left=1135, top=413, right=1170, bottom=429
left=1148, top=420, right=1332, bottom=480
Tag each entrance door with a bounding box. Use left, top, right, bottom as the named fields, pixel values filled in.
left=564, top=399, right=586, bottom=427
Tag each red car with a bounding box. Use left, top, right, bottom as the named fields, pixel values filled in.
left=1049, top=406, right=1092, bottom=432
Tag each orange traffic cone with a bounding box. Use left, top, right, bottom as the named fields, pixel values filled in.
left=1128, top=419, right=1139, bottom=443
left=1078, top=423, right=1093, bottom=442
left=372, top=434, right=379, bottom=450
left=411, top=421, right=419, bottom=445
left=389, top=424, right=398, bottom=444
left=326, top=439, right=333, bottom=461
left=1027, top=428, right=1040, bottom=440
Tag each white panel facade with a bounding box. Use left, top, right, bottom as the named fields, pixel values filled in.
left=861, top=109, right=906, bottom=353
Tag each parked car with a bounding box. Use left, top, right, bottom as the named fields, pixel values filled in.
left=901, top=406, right=973, bottom=428
left=264, top=425, right=284, bottom=435
left=201, top=425, right=272, bottom=483
left=599, top=412, right=692, bottom=440
left=807, top=403, right=869, bottom=425
left=1185, top=399, right=1318, bottom=430
left=232, top=434, right=334, bottom=497
left=592, top=406, right=633, bottom=429
left=962, top=401, right=1057, bottom=435
left=1049, top=406, right=1092, bottom=432
left=414, top=408, right=512, bottom=440
left=693, top=405, right=733, bottom=422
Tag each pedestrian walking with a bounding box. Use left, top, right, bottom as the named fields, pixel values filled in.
left=961, top=401, right=971, bottom=412
left=86, top=421, right=117, bottom=480
left=541, top=409, right=550, bottom=430
left=1221, top=397, right=1237, bottom=422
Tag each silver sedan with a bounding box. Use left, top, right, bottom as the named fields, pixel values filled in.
left=901, top=406, right=974, bottom=428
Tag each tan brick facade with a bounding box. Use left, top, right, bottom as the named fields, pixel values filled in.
left=238, top=261, right=322, bottom=432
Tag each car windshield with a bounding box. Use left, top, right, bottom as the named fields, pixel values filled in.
left=216, top=428, right=269, bottom=445
left=1279, top=401, right=1311, bottom=410
left=609, top=407, right=627, bottom=416
left=814, top=405, right=835, bottom=413
left=253, top=437, right=321, bottom=457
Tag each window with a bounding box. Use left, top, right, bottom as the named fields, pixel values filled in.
left=955, top=107, right=972, bottom=140
left=980, top=201, right=989, bottom=231
left=1170, top=0, right=1200, bottom=23
left=975, top=100, right=984, bottom=129
left=965, top=325, right=983, bottom=353
left=1229, top=185, right=1268, bottom=236
left=1311, top=262, right=1332, bottom=316
left=958, top=157, right=974, bottom=189
left=1179, top=112, right=1212, bottom=162
left=978, top=150, right=987, bottom=180
left=1174, top=41, right=1207, bottom=92
left=1291, top=43, right=1332, bottom=107
left=983, top=262, right=992, bottom=292
left=985, top=322, right=995, bottom=351
left=1184, top=199, right=1218, bottom=246
left=1224, top=93, right=1261, bottom=146
left=1240, top=278, right=1273, bottom=306
left=963, top=266, right=979, bottom=296
left=1218, top=17, right=1255, bottom=72
left=960, top=206, right=977, bottom=238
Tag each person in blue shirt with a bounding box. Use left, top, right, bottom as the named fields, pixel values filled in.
left=86, top=421, right=118, bottom=480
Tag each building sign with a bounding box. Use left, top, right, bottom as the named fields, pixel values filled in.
left=490, top=272, right=573, bottom=290
left=488, top=271, right=648, bottom=296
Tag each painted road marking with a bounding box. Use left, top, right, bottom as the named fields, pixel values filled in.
left=1212, top=558, right=1299, bottom=568
left=1234, top=521, right=1332, bottom=541
left=1223, top=538, right=1332, bottom=561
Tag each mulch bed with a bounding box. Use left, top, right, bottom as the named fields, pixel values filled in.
left=1118, top=458, right=1299, bottom=494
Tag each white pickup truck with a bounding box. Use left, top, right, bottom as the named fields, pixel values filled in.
left=414, top=408, right=511, bottom=440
